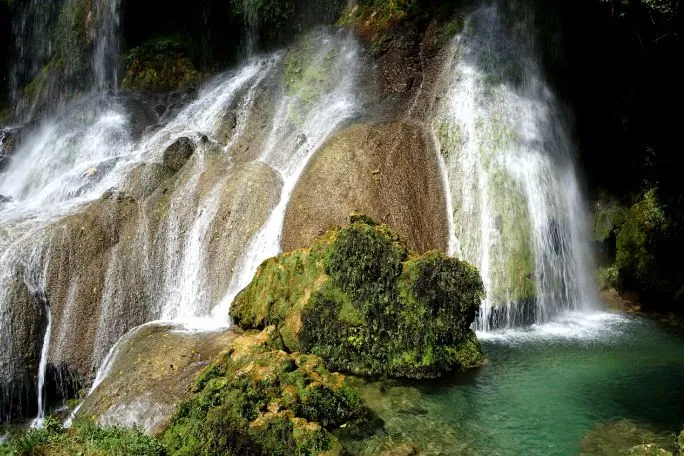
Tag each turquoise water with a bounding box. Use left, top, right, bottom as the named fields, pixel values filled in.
left=348, top=312, right=684, bottom=455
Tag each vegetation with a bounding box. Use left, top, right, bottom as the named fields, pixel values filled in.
left=0, top=417, right=165, bottom=456
left=122, top=36, right=199, bottom=93
left=161, top=327, right=366, bottom=456
left=231, top=214, right=485, bottom=378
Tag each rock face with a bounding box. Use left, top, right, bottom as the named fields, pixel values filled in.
left=162, top=137, right=195, bottom=173
left=232, top=215, right=485, bottom=379
left=162, top=326, right=366, bottom=456
left=283, top=122, right=449, bottom=254
left=76, top=323, right=239, bottom=435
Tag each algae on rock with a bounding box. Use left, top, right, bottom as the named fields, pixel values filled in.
left=231, top=215, right=485, bottom=379
left=162, top=326, right=365, bottom=456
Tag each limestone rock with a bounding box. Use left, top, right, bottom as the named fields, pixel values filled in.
left=283, top=122, right=449, bottom=254
left=162, top=137, right=195, bottom=173
left=76, top=323, right=239, bottom=435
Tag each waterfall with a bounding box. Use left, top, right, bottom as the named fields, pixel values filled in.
left=215, top=31, right=360, bottom=317
left=92, top=0, right=122, bottom=92
left=0, top=26, right=362, bottom=421
left=433, top=6, right=596, bottom=331
left=30, top=306, right=51, bottom=428
left=8, top=0, right=122, bottom=119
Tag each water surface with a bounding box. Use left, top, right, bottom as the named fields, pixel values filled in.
left=349, top=312, right=684, bottom=455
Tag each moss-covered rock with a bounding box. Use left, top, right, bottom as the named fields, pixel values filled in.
left=231, top=215, right=485, bottom=379
left=628, top=444, right=673, bottom=456
left=122, top=37, right=200, bottom=93
left=162, top=327, right=365, bottom=456
left=615, top=188, right=683, bottom=307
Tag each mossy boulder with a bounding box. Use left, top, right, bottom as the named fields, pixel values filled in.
left=122, top=37, right=200, bottom=93
left=162, top=327, right=365, bottom=456
left=615, top=188, right=683, bottom=307
left=231, top=215, right=485, bottom=379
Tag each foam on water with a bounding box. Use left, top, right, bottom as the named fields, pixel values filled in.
left=477, top=311, right=631, bottom=344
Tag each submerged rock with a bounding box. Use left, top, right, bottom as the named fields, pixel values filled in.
left=283, top=122, right=450, bottom=254
left=162, top=326, right=366, bottom=455
left=628, top=444, right=673, bottom=456
left=231, top=215, right=485, bottom=379
left=580, top=419, right=675, bottom=456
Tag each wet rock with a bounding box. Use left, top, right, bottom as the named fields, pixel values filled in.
left=0, top=195, right=11, bottom=205
left=204, top=162, right=283, bottom=305
left=628, top=444, right=673, bottom=456
left=379, top=443, right=420, bottom=456
left=231, top=215, right=485, bottom=379
left=120, top=94, right=160, bottom=139
left=76, top=323, right=239, bottom=435
left=283, top=122, right=450, bottom=254
left=162, top=137, right=195, bottom=173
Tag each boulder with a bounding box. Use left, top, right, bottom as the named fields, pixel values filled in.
left=283, top=122, right=449, bottom=254
left=162, top=137, right=195, bottom=173
left=231, top=215, right=485, bottom=379
left=76, top=323, right=239, bottom=435
left=162, top=326, right=366, bottom=455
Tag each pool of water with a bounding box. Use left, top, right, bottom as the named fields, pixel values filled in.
left=346, top=311, right=684, bottom=455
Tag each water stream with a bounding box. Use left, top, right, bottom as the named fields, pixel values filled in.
left=434, top=6, right=596, bottom=331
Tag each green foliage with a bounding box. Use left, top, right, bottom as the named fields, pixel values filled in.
left=615, top=188, right=670, bottom=298
left=598, top=265, right=619, bottom=291
left=231, top=215, right=485, bottom=379
left=0, top=417, right=165, bottom=456
left=593, top=199, right=627, bottom=242
left=162, top=330, right=363, bottom=456
left=122, top=36, right=199, bottom=92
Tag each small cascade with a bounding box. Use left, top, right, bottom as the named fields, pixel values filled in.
left=30, top=305, right=51, bottom=428
left=91, top=0, right=122, bottom=92
left=215, top=31, right=361, bottom=317
left=8, top=0, right=122, bottom=119
left=433, top=6, right=596, bottom=331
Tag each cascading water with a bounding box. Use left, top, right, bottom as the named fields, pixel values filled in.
left=0, top=23, right=361, bottom=422
left=433, top=5, right=596, bottom=331
left=215, top=32, right=361, bottom=317
left=91, top=0, right=122, bottom=92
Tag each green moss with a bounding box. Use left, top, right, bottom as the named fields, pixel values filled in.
left=231, top=215, right=485, bottom=379
left=0, top=109, right=11, bottom=125
left=122, top=36, right=199, bottom=93
left=593, top=199, right=627, bottom=242
left=162, top=329, right=364, bottom=456
left=598, top=265, right=619, bottom=291
left=0, top=417, right=165, bottom=456
left=615, top=188, right=668, bottom=296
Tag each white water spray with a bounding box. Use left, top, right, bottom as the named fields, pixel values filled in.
left=434, top=6, right=596, bottom=331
